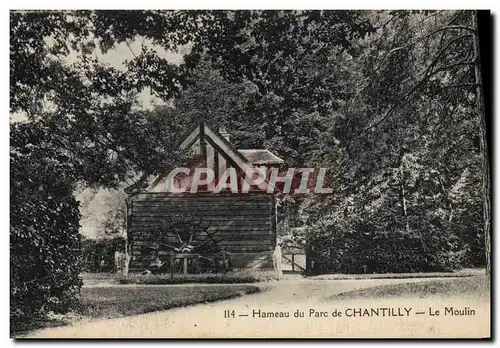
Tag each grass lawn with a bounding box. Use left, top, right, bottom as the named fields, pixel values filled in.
left=76, top=285, right=259, bottom=319
left=311, top=268, right=485, bottom=280
left=330, top=276, right=490, bottom=300
left=14, top=284, right=259, bottom=336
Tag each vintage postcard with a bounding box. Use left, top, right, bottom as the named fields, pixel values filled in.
left=10, top=9, right=491, bottom=339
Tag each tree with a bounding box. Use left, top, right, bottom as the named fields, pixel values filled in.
left=11, top=11, right=187, bottom=188
left=363, top=10, right=490, bottom=273
left=472, top=12, right=491, bottom=276
left=300, top=10, right=486, bottom=273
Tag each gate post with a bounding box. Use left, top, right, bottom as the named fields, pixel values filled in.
left=170, top=251, right=174, bottom=280
left=183, top=256, right=188, bottom=274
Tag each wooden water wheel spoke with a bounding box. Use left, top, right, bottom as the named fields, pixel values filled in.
left=191, top=239, right=211, bottom=250
left=158, top=242, right=179, bottom=251
left=188, top=228, right=196, bottom=245
left=174, top=229, right=183, bottom=244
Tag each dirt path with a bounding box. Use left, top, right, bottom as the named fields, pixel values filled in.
left=26, top=277, right=489, bottom=338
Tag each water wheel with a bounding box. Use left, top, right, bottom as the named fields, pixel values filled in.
left=143, top=216, right=229, bottom=274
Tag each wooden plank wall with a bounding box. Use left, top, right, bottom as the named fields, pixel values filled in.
left=127, top=193, right=276, bottom=271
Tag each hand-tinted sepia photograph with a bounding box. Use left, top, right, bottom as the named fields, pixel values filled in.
left=10, top=9, right=491, bottom=338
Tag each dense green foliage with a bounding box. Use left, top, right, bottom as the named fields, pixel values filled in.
left=10, top=10, right=488, bottom=327
left=300, top=11, right=486, bottom=273
left=10, top=123, right=82, bottom=327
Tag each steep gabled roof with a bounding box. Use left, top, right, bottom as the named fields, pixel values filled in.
left=180, top=122, right=251, bottom=169
left=126, top=122, right=284, bottom=194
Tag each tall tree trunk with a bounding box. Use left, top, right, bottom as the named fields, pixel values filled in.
left=472, top=12, right=491, bottom=277
left=400, top=164, right=410, bottom=234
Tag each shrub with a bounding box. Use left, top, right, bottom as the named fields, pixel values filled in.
left=116, top=270, right=278, bottom=285
left=307, top=215, right=466, bottom=275
left=305, top=160, right=467, bottom=275
left=10, top=124, right=82, bottom=331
